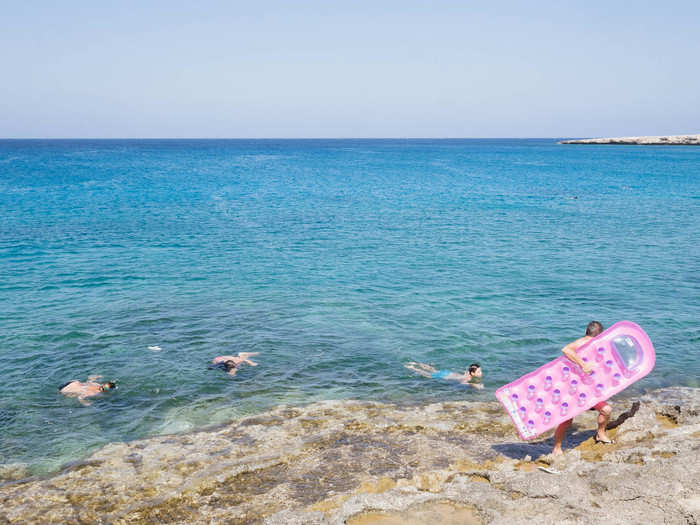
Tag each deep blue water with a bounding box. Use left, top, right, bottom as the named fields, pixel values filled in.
left=1, top=139, right=698, bottom=474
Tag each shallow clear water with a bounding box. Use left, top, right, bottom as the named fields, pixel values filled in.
left=1, top=139, right=698, bottom=474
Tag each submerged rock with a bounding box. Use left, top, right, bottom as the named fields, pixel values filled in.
left=0, top=388, right=698, bottom=524
left=0, top=463, right=29, bottom=482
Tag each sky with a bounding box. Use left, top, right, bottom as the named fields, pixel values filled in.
left=2, top=1, right=699, bottom=138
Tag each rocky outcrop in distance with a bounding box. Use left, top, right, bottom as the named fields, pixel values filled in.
left=0, top=387, right=698, bottom=524
left=559, top=134, right=700, bottom=145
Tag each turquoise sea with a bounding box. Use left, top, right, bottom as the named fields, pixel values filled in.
left=1, top=139, right=698, bottom=475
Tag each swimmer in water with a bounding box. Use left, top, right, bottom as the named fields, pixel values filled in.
left=405, top=362, right=483, bottom=389
left=209, top=352, right=260, bottom=376
left=58, top=376, right=117, bottom=406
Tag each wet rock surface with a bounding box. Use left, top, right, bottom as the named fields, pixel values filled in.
left=0, top=387, right=698, bottom=524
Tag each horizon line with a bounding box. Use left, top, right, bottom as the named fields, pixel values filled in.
left=0, top=137, right=571, bottom=141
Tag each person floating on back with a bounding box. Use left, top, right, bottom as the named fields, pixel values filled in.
left=209, top=352, right=260, bottom=376
left=552, top=321, right=614, bottom=454
left=405, top=361, right=483, bottom=389
left=58, top=375, right=117, bottom=406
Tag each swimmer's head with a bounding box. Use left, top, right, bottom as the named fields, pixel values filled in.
left=101, top=381, right=117, bottom=391
left=468, top=363, right=482, bottom=377
left=586, top=321, right=604, bottom=337
left=209, top=361, right=238, bottom=372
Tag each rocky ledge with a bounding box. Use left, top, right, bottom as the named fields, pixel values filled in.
left=559, top=134, right=700, bottom=145
left=1, top=387, right=698, bottom=524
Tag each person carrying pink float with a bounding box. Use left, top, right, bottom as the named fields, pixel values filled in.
left=552, top=321, right=613, bottom=454
left=496, top=320, right=655, bottom=449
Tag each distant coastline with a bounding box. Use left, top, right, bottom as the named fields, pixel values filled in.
left=559, top=134, right=700, bottom=145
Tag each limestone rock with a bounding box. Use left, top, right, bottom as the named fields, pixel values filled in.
left=559, top=134, right=700, bottom=145
left=0, top=390, right=698, bottom=524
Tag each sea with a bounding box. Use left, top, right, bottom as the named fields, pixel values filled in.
left=1, top=139, right=698, bottom=476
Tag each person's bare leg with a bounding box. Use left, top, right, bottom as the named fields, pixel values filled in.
left=552, top=419, right=572, bottom=455
left=595, top=404, right=613, bottom=442
left=405, top=364, right=432, bottom=378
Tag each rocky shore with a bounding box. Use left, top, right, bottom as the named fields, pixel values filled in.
left=1, top=387, right=698, bottom=524
left=559, top=134, right=700, bottom=145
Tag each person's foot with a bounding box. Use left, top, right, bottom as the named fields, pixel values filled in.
left=594, top=433, right=615, bottom=444
left=552, top=447, right=564, bottom=455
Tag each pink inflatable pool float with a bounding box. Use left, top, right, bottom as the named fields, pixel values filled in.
left=495, top=321, right=655, bottom=440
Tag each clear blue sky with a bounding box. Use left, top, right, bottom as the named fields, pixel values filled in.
left=2, top=1, right=699, bottom=138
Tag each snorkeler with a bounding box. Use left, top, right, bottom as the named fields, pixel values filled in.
left=58, top=376, right=117, bottom=406
left=405, top=362, right=483, bottom=389
left=210, top=352, right=260, bottom=376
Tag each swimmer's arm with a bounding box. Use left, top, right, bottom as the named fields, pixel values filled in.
left=78, top=396, right=92, bottom=407
left=243, top=359, right=258, bottom=366
left=213, top=356, right=236, bottom=363
left=459, top=377, right=484, bottom=389
left=87, top=375, right=102, bottom=381
left=562, top=337, right=593, bottom=373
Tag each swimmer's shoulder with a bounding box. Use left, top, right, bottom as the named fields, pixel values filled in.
left=573, top=335, right=593, bottom=350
